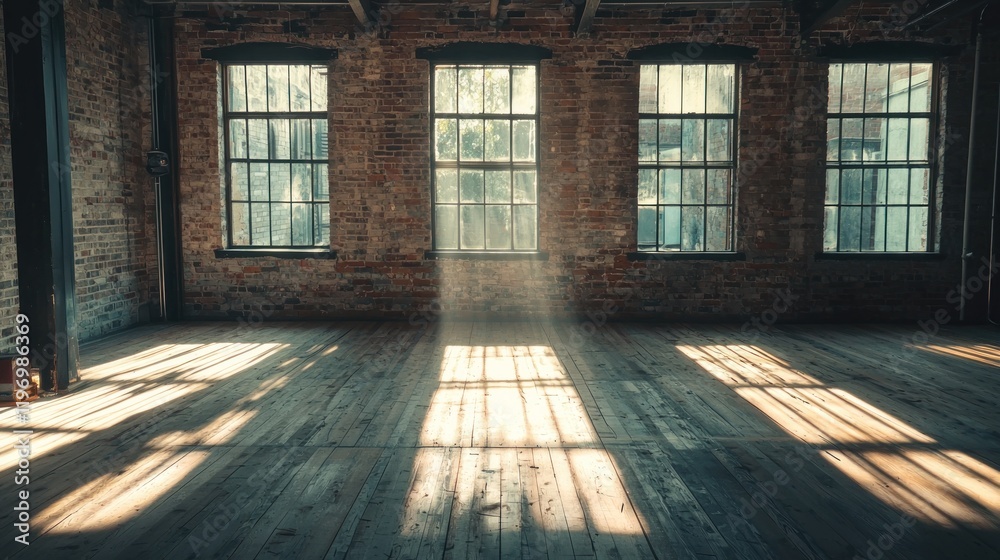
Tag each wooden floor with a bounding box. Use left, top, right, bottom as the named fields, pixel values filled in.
left=1, top=320, right=999, bottom=559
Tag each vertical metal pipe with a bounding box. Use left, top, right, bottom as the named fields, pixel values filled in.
left=961, top=29, right=983, bottom=321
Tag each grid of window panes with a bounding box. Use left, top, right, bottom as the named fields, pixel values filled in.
left=638, top=64, right=737, bottom=252
left=825, top=62, right=933, bottom=252
left=224, top=64, right=329, bottom=247
left=432, top=64, right=538, bottom=251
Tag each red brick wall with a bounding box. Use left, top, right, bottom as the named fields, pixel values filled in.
left=172, top=4, right=997, bottom=322
left=0, top=4, right=19, bottom=351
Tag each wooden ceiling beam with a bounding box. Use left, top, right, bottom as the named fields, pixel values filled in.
left=348, top=0, right=372, bottom=26
left=801, top=0, right=856, bottom=37
left=575, top=0, right=602, bottom=36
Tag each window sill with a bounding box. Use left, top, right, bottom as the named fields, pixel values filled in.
left=814, top=252, right=946, bottom=261
left=214, top=248, right=337, bottom=259
left=628, top=251, right=746, bottom=261
left=426, top=251, right=549, bottom=261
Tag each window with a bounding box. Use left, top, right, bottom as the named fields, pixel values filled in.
left=638, top=64, right=737, bottom=252
left=431, top=64, right=538, bottom=251
left=825, top=62, right=934, bottom=252
left=223, top=64, right=329, bottom=248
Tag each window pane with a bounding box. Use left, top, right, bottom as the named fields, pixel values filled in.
left=840, top=118, right=863, bottom=161
left=313, top=165, right=329, bottom=199
left=291, top=203, right=312, bottom=246
left=839, top=206, right=861, bottom=251
left=511, top=66, right=536, bottom=114
left=248, top=119, right=268, bottom=159
left=485, top=119, right=510, bottom=161
left=458, top=67, right=484, bottom=114
left=512, top=120, right=535, bottom=162
left=909, top=118, right=929, bottom=161
left=460, top=170, right=484, bottom=203
left=886, top=206, right=908, bottom=251
left=864, top=63, right=889, bottom=113
left=435, top=205, right=459, bottom=249
left=706, top=64, right=734, bottom=113
left=908, top=206, right=928, bottom=251
left=290, top=120, right=311, bottom=159
left=861, top=206, right=885, bottom=251
left=436, top=169, right=458, bottom=203
left=246, top=65, right=267, bottom=111
left=888, top=63, right=911, bottom=112
left=682, top=169, right=705, bottom=205
left=910, top=64, right=932, bottom=112
left=639, top=119, right=657, bottom=162
left=435, top=66, right=457, bottom=113
left=460, top=119, right=484, bottom=161
left=267, top=65, right=290, bottom=112
left=231, top=202, right=250, bottom=246
left=231, top=162, right=249, bottom=201
left=229, top=119, right=248, bottom=158
left=638, top=206, right=657, bottom=248
left=513, top=205, right=537, bottom=250
left=862, top=118, right=886, bottom=161
left=705, top=206, right=730, bottom=251
left=840, top=64, right=866, bottom=113
left=706, top=119, right=731, bottom=161
left=681, top=65, right=706, bottom=114
left=863, top=168, right=887, bottom=205
left=639, top=66, right=657, bottom=113
left=681, top=119, right=704, bottom=162
left=292, top=164, right=311, bottom=202
left=659, top=169, right=681, bottom=205
left=513, top=170, right=536, bottom=204
left=435, top=119, right=458, bottom=161
left=681, top=207, right=704, bottom=251
left=887, top=168, right=908, bottom=204
left=823, top=207, right=838, bottom=251
left=827, top=119, right=840, bottom=162
left=269, top=119, right=290, bottom=160
left=910, top=168, right=929, bottom=204
left=310, top=65, right=328, bottom=112
left=251, top=203, right=270, bottom=246
left=841, top=169, right=862, bottom=205
left=707, top=169, right=730, bottom=204
left=313, top=119, right=328, bottom=157
left=460, top=205, right=485, bottom=249
left=270, top=163, right=291, bottom=202
left=250, top=163, right=269, bottom=201
left=485, top=205, right=511, bottom=249
left=638, top=169, right=656, bottom=205
left=228, top=65, right=247, bottom=112
left=314, top=204, right=329, bottom=245
left=828, top=64, right=842, bottom=113
left=485, top=170, right=510, bottom=203
left=289, top=65, right=311, bottom=111
left=825, top=169, right=839, bottom=204
left=661, top=206, right=680, bottom=250
left=886, top=118, right=909, bottom=161
left=659, top=119, right=681, bottom=162
left=484, top=67, right=511, bottom=114
left=658, top=65, right=682, bottom=114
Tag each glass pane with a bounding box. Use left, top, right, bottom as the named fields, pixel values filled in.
left=639, top=65, right=657, bottom=113
left=270, top=163, right=291, bottom=202
left=638, top=169, right=656, bottom=205
left=289, top=65, right=311, bottom=111
left=706, top=65, right=734, bottom=113
left=290, top=120, right=311, bottom=160
left=886, top=206, right=908, bottom=251
left=460, top=119, right=484, bottom=161
left=436, top=169, right=458, bottom=203
left=229, top=119, right=247, bottom=158
left=840, top=118, right=863, bottom=161
left=638, top=206, right=657, bottom=249
left=661, top=206, right=680, bottom=250
left=460, top=205, right=485, bottom=249
left=269, top=119, right=290, bottom=160
left=706, top=119, right=731, bottom=161
left=863, top=168, right=887, bottom=205
left=659, top=169, right=681, bottom=205
left=485, top=170, right=510, bottom=203
left=908, top=206, right=928, bottom=251
left=705, top=206, right=730, bottom=251
left=839, top=206, right=861, bottom=251
left=707, top=169, right=730, bottom=204
left=681, top=119, right=704, bottom=162
left=460, top=170, right=484, bottom=203
left=512, top=66, right=536, bottom=114
left=840, top=64, right=866, bottom=113
left=292, top=203, right=312, bottom=246
left=231, top=202, right=250, bottom=246
left=681, top=207, right=704, bottom=251
left=435, top=66, right=457, bottom=113
left=639, top=119, right=657, bottom=162
left=513, top=205, right=536, bottom=250
left=227, top=66, right=247, bottom=112
left=658, top=65, right=682, bottom=114
left=861, top=206, right=886, bottom=251
left=246, top=65, right=268, bottom=112
left=909, top=118, right=929, bottom=161
left=827, top=119, right=840, bottom=162
left=513, top=170, right=536, bottom=204
left=251, top=203, right=270, bottom=246
left=485, top=205, right=511, bottom=249
left=823, top=206, right=838, bottom=251
left=887, top=168, right=909, bottom=204
left=910, top=168, right=929, bottom=204
left=659, top=119, right=682, bottom=161
left=313, top=119, right=328, bottom=157
left=314, top=203, right=330, bottom=245
left=888, top=63, right=911, bottom=113
left=512, top=120, right=535, bottom=162
left=864, top=63, right=889, bottom=113
left=313, top=165, right=329, bottom=199
left=910, top=64, right=932, bottom=112
left=681, top=65, right=706, bottom=114
left=292, top=163, right=311, bottom=202
left=862, top=118, right=886, bottom=161
left=267, top=65, right=290, bottom=113
left=250, top=163, right=269, bottom=202
left=825, top=169, right=839, bottom=204
left=435, top=205, right=459, bottom=249
left=231, top=162, right=250, bottom=201
left=458, top=67, right=484, bottom=114
left=842, top=168, right=862, bottom=205
left=682, top=169, right=705, bottom=205
left=310, top=65, right=328, bottom=112
left=270, top=203, right=291, bottom=245
left=484, top=67, right=511, bottom=114
left=484, top=119, right=510, bottom=161
left=248, top=119, right=268, bottom=159
left=828, top=64, right=842, bottom=113
left=435, top=119, right=458, bottom=161
left=886, top=118, right=909, bottom=161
